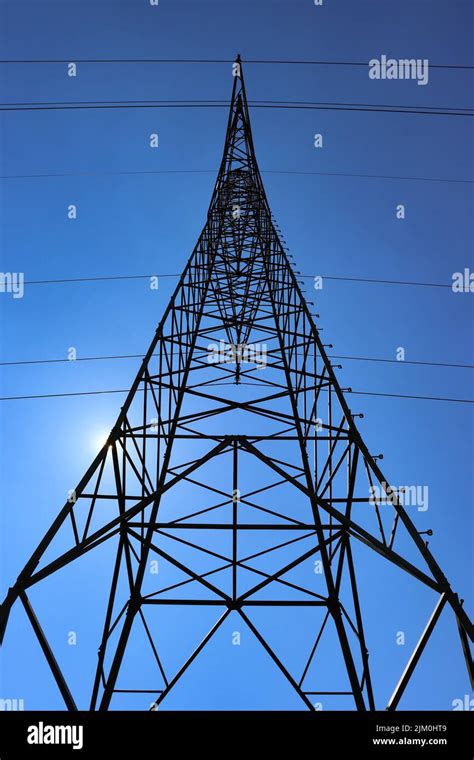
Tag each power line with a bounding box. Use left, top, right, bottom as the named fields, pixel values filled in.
left=264, top=170, right=474, bottom=185
left=300, top=275, right=453, bottom=289
left=351, top=391, right=473, bottom=404
left=1, top=169, right=217, bottom=180
left=0, top=389, right=128, bottom=401
left=1, top=99, right=472, bottom=117
left=1, top=352, right=472, bottom=370
left=253, top=99, right=473, bottom=112
left=332, top=355, right=474, bottom=370
left=0, top=59, right=237, bottom=64
left=0, top=353, right=145, bottom=367
left=20, top=272, right=455, bottom=290
left=24, top=274, right=179, bottom=285
left=3, top=98, right=472, bottom=112
left=247, top=60, right=474, bottom=71
left=0, top=386, right=471, bottom=404
left=1, top=168, right=472, bottom=185
left=0, top=58, right=472, bottom=70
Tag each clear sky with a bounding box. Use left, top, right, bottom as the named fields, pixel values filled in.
left=0, top=0, right=473, bottom=710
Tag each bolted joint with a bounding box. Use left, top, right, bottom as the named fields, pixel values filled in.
left=227, top=599, right=243, bottom=611
left=127, top=595, right=142, bottom=615
left=326, top=597, right=341, bottom=615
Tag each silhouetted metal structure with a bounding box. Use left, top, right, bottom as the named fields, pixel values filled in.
left=1, top=58, right=472, bottom=711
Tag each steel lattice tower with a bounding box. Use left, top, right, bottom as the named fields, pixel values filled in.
left=1, top=58, right=472, bottom=712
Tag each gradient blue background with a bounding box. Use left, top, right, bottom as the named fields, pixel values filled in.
left=0, top=0, right=473, bottom=710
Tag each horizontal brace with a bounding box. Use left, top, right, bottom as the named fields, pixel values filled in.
left=114, top=689, right=163, bottom=694
left=304, top=691, right=353, bottom=696
left=141, top=599, right=328, bottom=607
left=128, top=522, right=323, bottom=531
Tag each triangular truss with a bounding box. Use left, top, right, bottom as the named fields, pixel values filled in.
left=1, top=57, right=472, bottom=711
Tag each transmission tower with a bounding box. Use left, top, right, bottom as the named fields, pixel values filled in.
left=1, top=57, right=472, bottom=712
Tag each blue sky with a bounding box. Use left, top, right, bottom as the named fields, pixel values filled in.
left=0, top=0, right=473, bottom=710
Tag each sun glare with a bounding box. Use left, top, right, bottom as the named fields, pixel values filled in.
left=95, top=432, right=110, bottom=451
